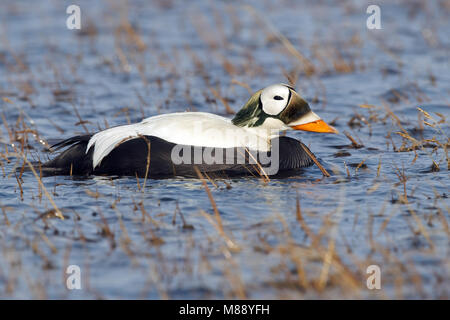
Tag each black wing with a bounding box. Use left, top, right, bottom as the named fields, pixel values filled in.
left=41, top=135, right=314, bottom=178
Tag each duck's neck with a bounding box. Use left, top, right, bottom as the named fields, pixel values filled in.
left=244, top=126, right=280, bottom=139
left=240, top=126, right=281, bottom=152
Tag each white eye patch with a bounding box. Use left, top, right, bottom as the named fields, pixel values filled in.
left=260, top=84, right=290, bottom=115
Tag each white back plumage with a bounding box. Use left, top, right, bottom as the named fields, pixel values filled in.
left=87, top=112, right=276, bottom=168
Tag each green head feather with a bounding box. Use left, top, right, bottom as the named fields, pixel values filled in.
left=231, top=90, right=268, bottom=127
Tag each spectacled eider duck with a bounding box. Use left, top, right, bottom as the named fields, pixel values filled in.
left=41, top=84, right=337, bottom=178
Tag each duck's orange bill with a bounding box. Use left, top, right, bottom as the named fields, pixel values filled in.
left=290, top=120, right=338, bottom=133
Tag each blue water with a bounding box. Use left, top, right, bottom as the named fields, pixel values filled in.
left=0, top=0, right=448, bottom=299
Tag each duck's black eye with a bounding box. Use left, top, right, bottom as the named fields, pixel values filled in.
left=273, top=95, right=283, bottom=100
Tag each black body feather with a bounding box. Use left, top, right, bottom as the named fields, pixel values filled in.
left=41, top=135, right=314, bottom=178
